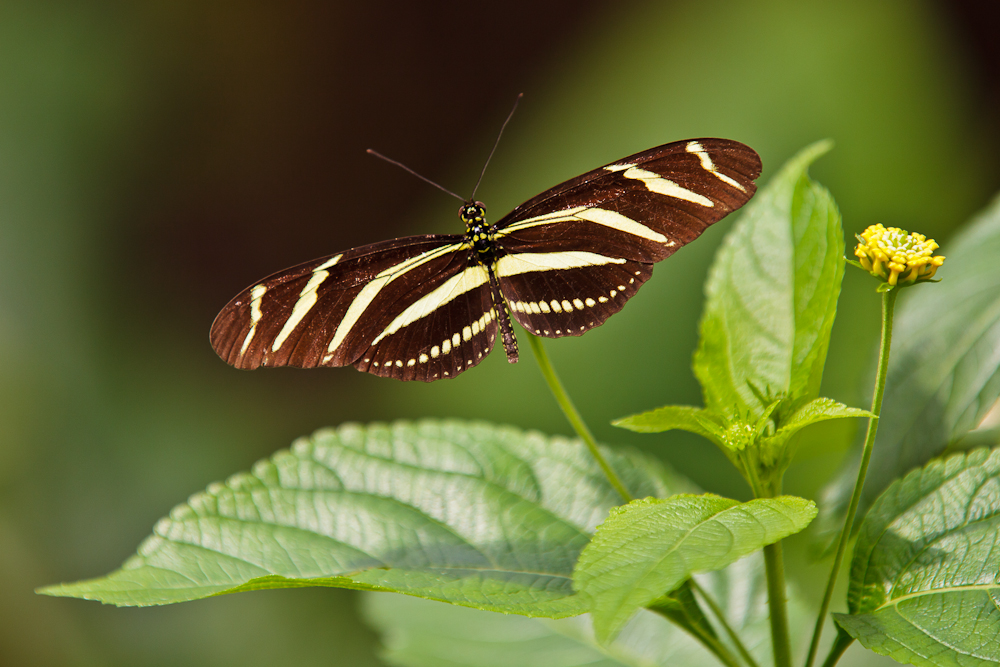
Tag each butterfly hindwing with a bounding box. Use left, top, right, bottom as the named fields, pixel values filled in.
left=495, top=252, right=652, bottom=337
left=352, top=264, right=498, bottom=381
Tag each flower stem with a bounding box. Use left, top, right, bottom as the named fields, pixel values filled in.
left=526, top=334, right=632, bottom=502
left=804, top=288, right=898, bottom=667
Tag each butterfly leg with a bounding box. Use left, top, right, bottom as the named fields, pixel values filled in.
left=487, top=264, right=518, bottom=363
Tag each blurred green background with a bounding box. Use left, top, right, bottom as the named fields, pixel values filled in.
left=2, top=1, right=998, bottom=664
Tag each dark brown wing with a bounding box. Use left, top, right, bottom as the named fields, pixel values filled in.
left=493, top=138, right=760, bottom=337
left=211, top=235, right=497, bottom=380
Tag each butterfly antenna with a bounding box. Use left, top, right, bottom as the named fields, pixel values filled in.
left=366, top=149, right=464, bottom=202
left=470, top=92, right=523, bottom=201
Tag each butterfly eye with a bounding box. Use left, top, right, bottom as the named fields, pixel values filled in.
left=460, top=203, right=485, bottom=221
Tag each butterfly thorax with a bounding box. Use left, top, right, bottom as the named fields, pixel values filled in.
left=461, top=202, right=496, bottom=264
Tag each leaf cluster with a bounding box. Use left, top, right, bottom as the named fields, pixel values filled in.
left=38, top=152, right=1000, bottom=667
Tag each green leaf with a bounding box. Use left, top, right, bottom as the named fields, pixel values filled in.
left=694, top=140, right=844, bottom=421
left=835, top=446, right=1000, bottom=667
left=38, top=420, right=678, bottom=616
left=822, top=192, right=1000, bottom=535
left=762, top=397, right=872, bottom=452
left=612, top=405, right=726, bottom=444
left=573, top=494, right=817, bottom=641
left=363, top=553, right=798, bottom=667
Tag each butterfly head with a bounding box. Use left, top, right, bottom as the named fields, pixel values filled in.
left=459, top=201, right=487, bottom=228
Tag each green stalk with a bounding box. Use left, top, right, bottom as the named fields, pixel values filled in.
left=649, top=601, right=746, bottom=667
left=689, top=624, right=746, bottom=667
left=763, top=541, right=791, bottom=667
left=526, top=334, right=632, bottom=502
left=804, top=288, right=898, bottom=667
left=690, top=579, right=761, bottom=667
left=819, top=628, right=854, bottom=667
left=760, top=466, right=792, bottom=667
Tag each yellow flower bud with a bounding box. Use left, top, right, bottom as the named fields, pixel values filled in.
left=853, top=224, right=945, bottom=286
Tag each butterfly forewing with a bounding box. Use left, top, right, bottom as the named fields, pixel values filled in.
left=210, top=235, right=475, bottom=375
left=496, top=139, right=760, bottom=261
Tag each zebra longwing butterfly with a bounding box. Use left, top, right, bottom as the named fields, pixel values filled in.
left=211, top=138, right=761, bottom=381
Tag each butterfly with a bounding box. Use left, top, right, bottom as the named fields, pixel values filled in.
left=210, top=138, right=761, bottom=381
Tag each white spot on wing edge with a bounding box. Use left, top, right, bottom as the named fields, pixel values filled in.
left=604, top=162, right=634, bottom=172
left=686, top=141, right=746, bottom=192
left=622, top=166, right=714, bottom=207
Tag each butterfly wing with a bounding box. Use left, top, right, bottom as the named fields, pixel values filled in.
left=493, top=138, right=760, bottom=337
left=350, top=261, right=499, bottom=381
left=210, top=234, right=498, bottom=380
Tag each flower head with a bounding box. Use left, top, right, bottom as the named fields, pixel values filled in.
left=853, top=224, right=945, bottom=286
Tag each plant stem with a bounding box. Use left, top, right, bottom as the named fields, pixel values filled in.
left=764, top=540, right=792, bottom=667
left=526, top=334, right=632, bottom=502
left=650, top=602, right=746, bottom=667
left=690, top=579, right=761, bottom=667
left=819, top=627, right=854, bottom=667
left=804, top=288, right=898, bottom=667
left=690, top=625, right=747, bottom=667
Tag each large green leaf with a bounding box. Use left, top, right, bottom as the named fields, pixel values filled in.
left=39, top=420, right=678, bottom=616
left=822, top=193, right=1000, bottom=534
left=573, top=494, right=816, bottom=641
left=364, top=553, right=793, bottom=667
left=835, top=446, right=1000, bottom=666
left=694, top=140, right=844, bottom=422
